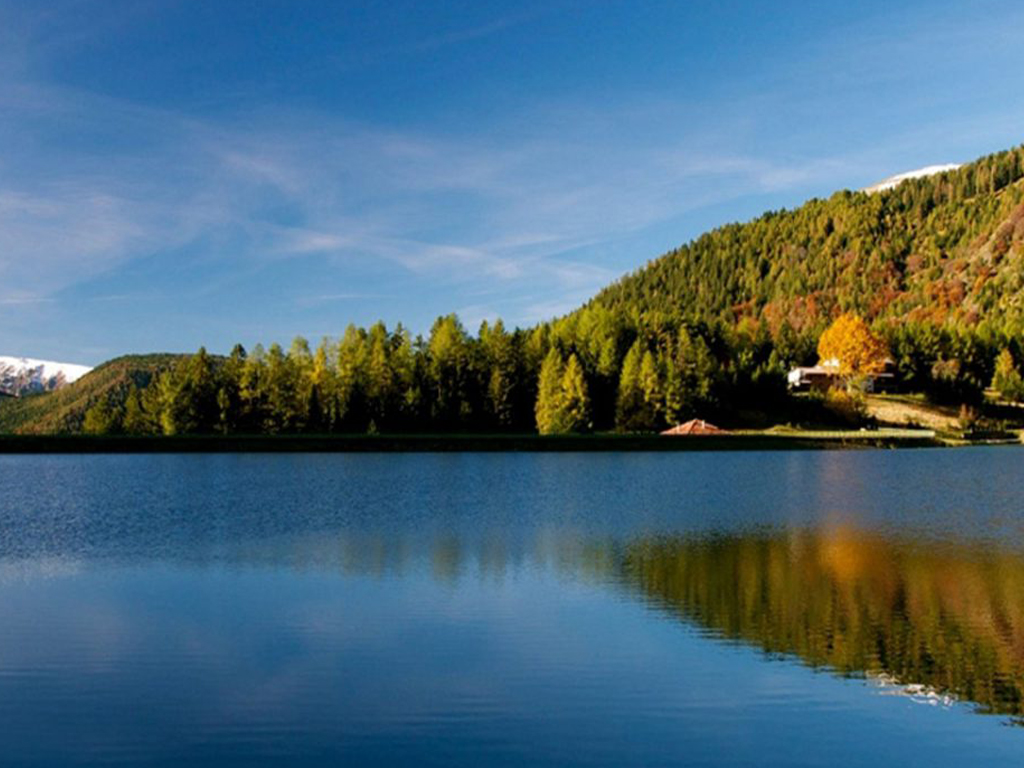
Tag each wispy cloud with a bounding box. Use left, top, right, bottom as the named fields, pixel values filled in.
left=6, top=0, right=994, bottom=344
left=411, top=11, right=544, bottom=53
left=0, top=295, right=57, bottom=305
left=0, top=73, right=860, bottom=329
left=298, top=293, right=395, bottom=307
left=322, top=7, right=553, bottom=74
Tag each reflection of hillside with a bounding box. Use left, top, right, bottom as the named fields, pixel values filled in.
left=17, top=515, right=1022, bottom=722
left=621, top=529, right=1024, bottom=720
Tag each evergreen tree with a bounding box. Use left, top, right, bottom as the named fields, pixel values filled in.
left=122, top=385, right=154, bottom=434
left=481, top=319, right=518, bottom=428
left=616, top=341, right=645, bottom=431
left=336, top=325, right=369, bottom=430
left=185, top=346, right=218, bottom=431
left=288, top=337, right=314, bottom=427
left=992, top=348, right=1024, bottom=402
left=428, top=314, right=472, bottom=428
left=559, top=353, right=591, bottom=433
left=662, top=351, right=686, bottom=425
left=310, top=338, right=336, bottom=429
left=216, top=344, right=247, bottom=433
left=639, top=350, right=663, bottom=429
left=238, top=344, right=267, bottom=432
left=263, top=343, right=297, bottom=432
left=366, top=323, right=395, bottom=428
left=83, top=398, right=121, bottom=435
left=535, top=348, right=566, bottom=435
left=157, top=365, right=192, bottom=435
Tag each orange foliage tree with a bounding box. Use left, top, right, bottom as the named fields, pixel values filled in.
left=817, top=313, right=889, bottom=378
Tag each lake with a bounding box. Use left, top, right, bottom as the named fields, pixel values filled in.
left=1, top=449, right=1023, bottom=766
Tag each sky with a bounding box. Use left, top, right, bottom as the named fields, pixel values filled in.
left=1, top=0, right=1023, bottom=364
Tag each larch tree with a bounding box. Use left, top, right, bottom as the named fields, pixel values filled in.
left=816, top=313, right=889, bottom=384
left=615, top=341, right=645, bottom=431
left=559, top=353, right=591, bottom=433
left=639, top=349, right=663, bottom=428
left=122, top=385, right=153, bottom=435
left=534, top=347, right=565, bottom=435
left=992, top=348, right=1024, bottom=402
left=83, top=398, right=120, bottom=435
left=428, top=314, right=471, bottom=427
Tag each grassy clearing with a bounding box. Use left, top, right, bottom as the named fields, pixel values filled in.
left=865, top=394, right=961, bottom=432
left=866, top=392, right=1024, bottom=444
left=753, top=424, right=936, bottom=440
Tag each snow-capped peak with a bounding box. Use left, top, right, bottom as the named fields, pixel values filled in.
left=0, top=356, right=93, bottom=397
left=863, top=164, right=961, bottom=194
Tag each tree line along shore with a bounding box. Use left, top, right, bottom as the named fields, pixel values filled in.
left=3, top=309, right=1018, bottom=446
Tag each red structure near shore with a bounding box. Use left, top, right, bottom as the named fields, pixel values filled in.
left=660, top=419, right=729, bottom=436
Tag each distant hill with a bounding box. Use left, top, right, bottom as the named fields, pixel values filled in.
left=0, top=354, right=184, bottom=434
left=0, top=356, right=93, bottom=397
left=589, top=145, right=1024, bottom=335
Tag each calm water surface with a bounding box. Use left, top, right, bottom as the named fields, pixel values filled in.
left=1, top=449, right=1023, bottom=766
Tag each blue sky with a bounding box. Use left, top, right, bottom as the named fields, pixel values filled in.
left=1, top=0, right=1023, bottom=364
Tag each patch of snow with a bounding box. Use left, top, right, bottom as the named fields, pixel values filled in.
left=0, top=356, right=93, bottom=396
left=863, top=164, right=961, bottom=194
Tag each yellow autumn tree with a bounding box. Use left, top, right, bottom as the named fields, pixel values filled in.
left=817, top=313, right=889, bottom=378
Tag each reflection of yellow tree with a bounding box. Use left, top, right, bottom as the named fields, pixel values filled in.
left=224, top=526, right=1024, bottom=721
left=622, top=529, right=1024, bottom=721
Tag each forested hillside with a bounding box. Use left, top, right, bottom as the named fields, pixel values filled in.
left=0, top=355, right=184, bottom=435
left=592, top=145, right=1024, bottom=333
left=4, top=144, right=1024, bottom=436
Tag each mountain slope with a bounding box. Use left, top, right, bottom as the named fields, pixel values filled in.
left=0, top=356, right=93, bottom=397
left=0, top=354, right=183, bottom=434
left=589, top=145, right=1024, bottom=335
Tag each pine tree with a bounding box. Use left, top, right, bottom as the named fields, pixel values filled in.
left=992, top=348, right=1024, bottom=402
left=122, top=385, right=154, bottom=435
left=157, top=368, right=190, bottom=436
left=288, top=337, right=314, bottom=428
left=216, top=343, right=246, bottom=433
left=535, top=348, right=565, bottom=435
left=662, top=351, right=686, bottom=425
left=559, top=353, right=591, bottom=433
left=239, top=344, right=267, bottom=432
left=184, top=346, right=218, bottom=431
left=310, top=339, right=335, bottom=430
left=216, top=387, right=232, bottom=434
left=639, top=349, right=663, bottom=429
left=83, top=398, right=121, bottom=435
left=366, top=324, right=394, bottom=428
left=616, top=341, right=644, bottom=431
left=478, top=320, right=508, bottom=427
left=428, top=315, right=471, bottom=428
left=263, top=343, right=296, bottom=432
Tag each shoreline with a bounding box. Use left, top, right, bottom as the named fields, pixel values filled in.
left=0, top=430, right=952, bottom=453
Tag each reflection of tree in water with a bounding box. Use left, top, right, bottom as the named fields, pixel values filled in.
left=216, top=525, right=1024, bottom=721
left=620, top=528, right=1024, bottom=721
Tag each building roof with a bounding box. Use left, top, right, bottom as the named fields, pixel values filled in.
left=788, top=366, right=895, bottom=379
left=661, top=419, right=728, bottom=436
